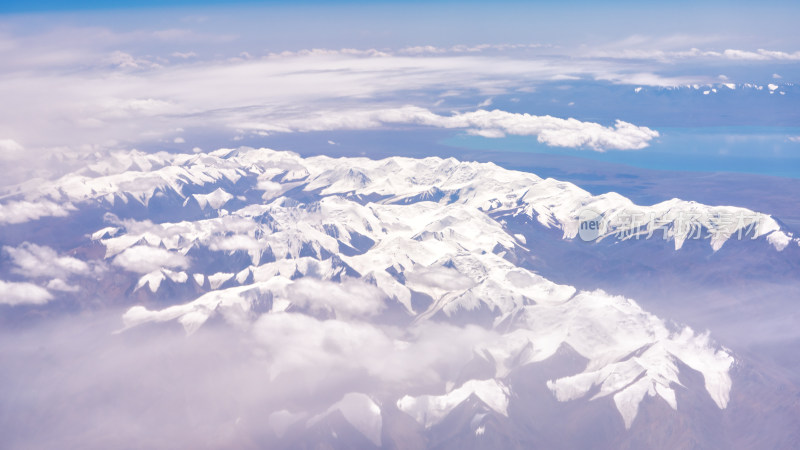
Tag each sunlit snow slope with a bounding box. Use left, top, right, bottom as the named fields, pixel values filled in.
left=2, top=147, right=798, bottom=447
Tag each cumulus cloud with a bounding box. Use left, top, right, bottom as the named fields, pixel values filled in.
left=398, top=43, right=545, bottom=55
left=46, top=278, right=80, bottom=292
left=0, top=280, right=53, bottom=305
left=239, top=106, right=659, bottom=151
left=4, top=242, right=93, bottom=279
left=0, top=200, right=76, bottom=224
left=284, top=278, right=387, bottom=318
left=260, top=106, right=659, bottom=151
left=112, top=246, right=190, bottom=274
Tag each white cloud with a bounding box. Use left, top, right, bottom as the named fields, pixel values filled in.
left=595, top=71, right=705, bottom=88
left=266, top=48, right=390, bottom=58
left=467, top=128, right=506, bottom=138
left=46, top=279, right=79, bottom=292
left=0, top=139, right=25, bottom=162
left=584, top=45, right=800, bottom=63
left=208, top=234, right=260, bottom=252
left=0, top=280, right=53, bottom=305
left=252, top=312, right=394, bottom=382
left=47, top=278, right=81, bottom=292
left=239, top=106, right=659, bottom=151
left=284, top=278, right=387, bottom=318
left=256, top=180, right=284, bottom=200
left=106, top=50, right=162, bottom=70
left=0, top=200, right=76, bottom=224
left=4, top=243, right=92, bottom=279
left=746, top=49, right=800, bottom=60
left=399, top=45, right=447, bottom=55
left=171, top=51, right=197, bottom=59
left=0, top=40, right=689, bottom=164
left=0, top=24, right=793, bottom=169
left=112, top=246, right=190, bottom=274
left=96, top=98, right=177, bottom=119
left=251, top=312, right=496, bottom=385
left=721, top=49, right=769, bottom=61
left=404, top=265, right=475, bottom=292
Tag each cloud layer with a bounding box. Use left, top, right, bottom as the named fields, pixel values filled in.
left=5, top=24, right=795, bottom=175
left=238, top=106, right=659, bottom=151
left=0, top=309, right=496, bottom=447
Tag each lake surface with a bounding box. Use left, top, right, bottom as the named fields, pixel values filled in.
left=441, top=126, right=800, bottom=179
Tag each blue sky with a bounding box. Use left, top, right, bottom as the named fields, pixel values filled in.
left=4, top=1, right=800, bottom=48
left=0, top=0, right=798, bottom=183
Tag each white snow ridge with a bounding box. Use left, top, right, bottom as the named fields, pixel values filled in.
left=2, top=146, right=780, bottom=439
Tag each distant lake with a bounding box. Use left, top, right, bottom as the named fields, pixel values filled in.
left=441, top=126, right=800, bottom=179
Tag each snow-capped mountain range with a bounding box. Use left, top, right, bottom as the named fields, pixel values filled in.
left=1, top=147, right=798, bottom=448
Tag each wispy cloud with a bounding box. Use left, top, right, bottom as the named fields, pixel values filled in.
left=0, top=34, right=687, bottom=169
left=585, top=46, right=800, bottom=62
left=0, top=21, right=795, bottom=180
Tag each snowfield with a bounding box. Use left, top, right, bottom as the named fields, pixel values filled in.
left=2, top=147, right=798, bottom=445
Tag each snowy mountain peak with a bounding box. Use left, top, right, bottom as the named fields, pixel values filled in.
left=2, top=147, right=794, bottom=253
left=3, top=147, right=795, bottom=440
